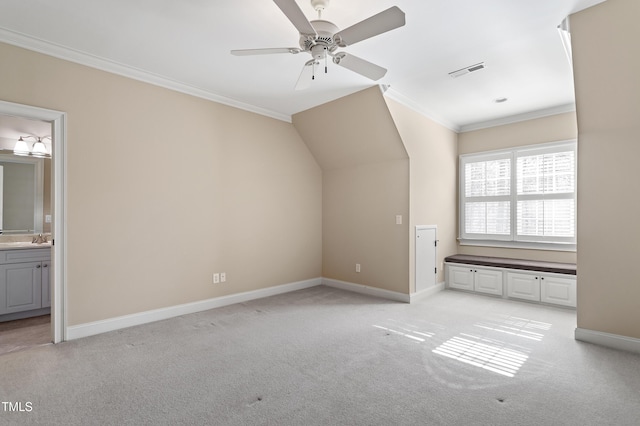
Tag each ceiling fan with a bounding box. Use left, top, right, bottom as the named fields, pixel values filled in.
left=231, top=0, right=406, bottom=90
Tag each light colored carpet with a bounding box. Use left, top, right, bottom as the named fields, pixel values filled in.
left=1, top=286, right=639, bottom=425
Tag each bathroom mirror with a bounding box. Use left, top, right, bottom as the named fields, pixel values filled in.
left=0, top=152, right=47, bottom=235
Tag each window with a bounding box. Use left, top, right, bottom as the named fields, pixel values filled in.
left=460, top=141, right=576, bottom=249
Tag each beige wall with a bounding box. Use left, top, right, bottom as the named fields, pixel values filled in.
left=457, top=112, right=578, bottom=263
left=322, top=159, right=410, bottom=293
left=571, top=0, right=640, bottom=339
left=385, top=98, right=458, bottom=290
left=293, top=87, right=410, bottom=294
left=0, top=42, right=322, bottom=326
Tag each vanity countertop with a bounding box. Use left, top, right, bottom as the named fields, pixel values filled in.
left=0, top=241, right=52, bottom=251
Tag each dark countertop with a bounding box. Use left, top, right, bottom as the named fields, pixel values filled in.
left=445, top=254, right=576, bottom=275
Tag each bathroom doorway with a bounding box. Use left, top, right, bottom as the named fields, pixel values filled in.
left=0, top=100, right=66, bottom=345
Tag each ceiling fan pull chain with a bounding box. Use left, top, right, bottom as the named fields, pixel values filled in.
left=312, top=61, right=315, bottom=80
left=325, top=50, right=328, bottom=73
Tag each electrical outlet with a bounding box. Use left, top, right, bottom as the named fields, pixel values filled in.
left=395, top=215, right=402, bottom=225
left=356, top=263, right=361, bottom=273
left=213, top=273, right=220, bottom=284
left=220, top=272, right=226, bottom=283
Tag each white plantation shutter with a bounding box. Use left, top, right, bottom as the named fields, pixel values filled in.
left=460, top=141, right=576, bottom=246
left=461, top=153, right=512, bottom=240
left=515, top=146, right=576, bottom=242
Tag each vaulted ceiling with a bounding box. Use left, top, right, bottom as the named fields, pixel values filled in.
left=0, top=0, right=605, bottom=131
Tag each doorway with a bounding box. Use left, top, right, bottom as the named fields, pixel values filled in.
left=0, top=100, right=66, bottom=344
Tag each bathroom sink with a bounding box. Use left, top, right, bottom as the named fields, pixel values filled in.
left=0, top=241, right=52, bottom=249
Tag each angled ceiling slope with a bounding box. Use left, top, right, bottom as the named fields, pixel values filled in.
left=293, top=87, right=406, bottom=170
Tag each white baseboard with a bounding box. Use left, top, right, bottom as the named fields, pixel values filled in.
left=575, top=327, right=640, bottom=355
left=409, top=282, right=445, bottom=303
left=66, top=278, right=322, bottom=340
left=322, top=278, right=410, bottom=303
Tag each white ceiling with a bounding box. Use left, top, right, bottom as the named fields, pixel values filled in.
left=0, top=0, right=606, bottom=131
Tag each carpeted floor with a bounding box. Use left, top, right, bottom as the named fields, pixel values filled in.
left=1, top=286, right=639, bottom=425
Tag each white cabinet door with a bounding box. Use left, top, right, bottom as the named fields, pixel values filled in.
left=541, top=275, right=576, bottom=307
left=506, top=272, right=541, bottom=302
left=0, top=262, right=42, bottom=314
left=447, top=265, right=475, bottom=291
left=447, top=265, right=503, bottom=296
left=474, top=268, right=503, bottom=296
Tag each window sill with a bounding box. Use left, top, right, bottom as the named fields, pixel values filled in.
left=458, top=239, right=576, bottom=252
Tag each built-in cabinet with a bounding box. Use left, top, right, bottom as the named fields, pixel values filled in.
left=447, top=265, right=503, bottom=296
left=446, top=262, right=576, bottom=308
left=0, top=248, right=51, bottom=317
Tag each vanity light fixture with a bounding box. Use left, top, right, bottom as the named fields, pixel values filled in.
left=14, top=135, right=51, bottom=158
left=13, top=136, right=30, bottom=156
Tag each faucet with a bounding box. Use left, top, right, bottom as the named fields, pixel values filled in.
left=32, top=234, right=48, bottom=244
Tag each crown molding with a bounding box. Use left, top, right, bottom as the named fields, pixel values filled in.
left=381, top=87, right=460, bottom=132
left=458, top=103, right=576, bottom=133
left=0, top=27, right=292, bottom=123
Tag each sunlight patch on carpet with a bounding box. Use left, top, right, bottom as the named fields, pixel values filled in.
left=432, top=333, right=529, bottom=377
left=474, top=316, right=552, bottom=342
left=372, top=324, right=435, bottom=343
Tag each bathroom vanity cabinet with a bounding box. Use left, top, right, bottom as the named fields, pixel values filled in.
left=0, top=247, right=51, bottom=318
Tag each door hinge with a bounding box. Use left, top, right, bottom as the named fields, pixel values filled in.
left=435, top=267, right=437, bottom=274
left=434, top=240, right=439, bottom=247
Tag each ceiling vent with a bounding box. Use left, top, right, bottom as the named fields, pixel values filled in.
left=449, top=62, right=485, bottom=78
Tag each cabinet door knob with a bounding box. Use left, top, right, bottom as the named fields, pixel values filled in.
left=36, top=265, right=41, bottom=269
left=43, top=264, right=48, bottom=268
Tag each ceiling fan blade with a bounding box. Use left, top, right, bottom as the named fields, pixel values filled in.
left=332, top=52, right=387, bottom=81
left=273, top=0, right=317, bottom=36
left=334, top=6, right=405, bottom=47
left=295, top=60, right=317, bottom=91
left=231, top=48, right=301, bottom=56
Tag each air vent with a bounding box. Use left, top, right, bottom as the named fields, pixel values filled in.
left=449, top=62, right=486, bottom=78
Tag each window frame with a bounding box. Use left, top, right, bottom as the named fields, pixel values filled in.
left=459, top=140, right=577, bottom=251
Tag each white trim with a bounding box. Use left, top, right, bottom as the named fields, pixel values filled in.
left=459, top=104, right=576, bottom=133
left=322, top=278, right=410, bottom=303
left=415, top=224, right=438, bottom=231
left=66, top=278, right=322, bottom=340
left=458, top=239, right=577, bottom=252
left=409, top=281, right=444, bottom=303
left=0, top=100, right=66, bottom=344
left=382, top=87, right=459, bottom=132
left=575, top=328, right=640, bottom=355
left=0, top=28, right=291, bottom=124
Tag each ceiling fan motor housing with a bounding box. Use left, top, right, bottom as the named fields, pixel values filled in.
left=299, top=19, right=339, bottom=56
